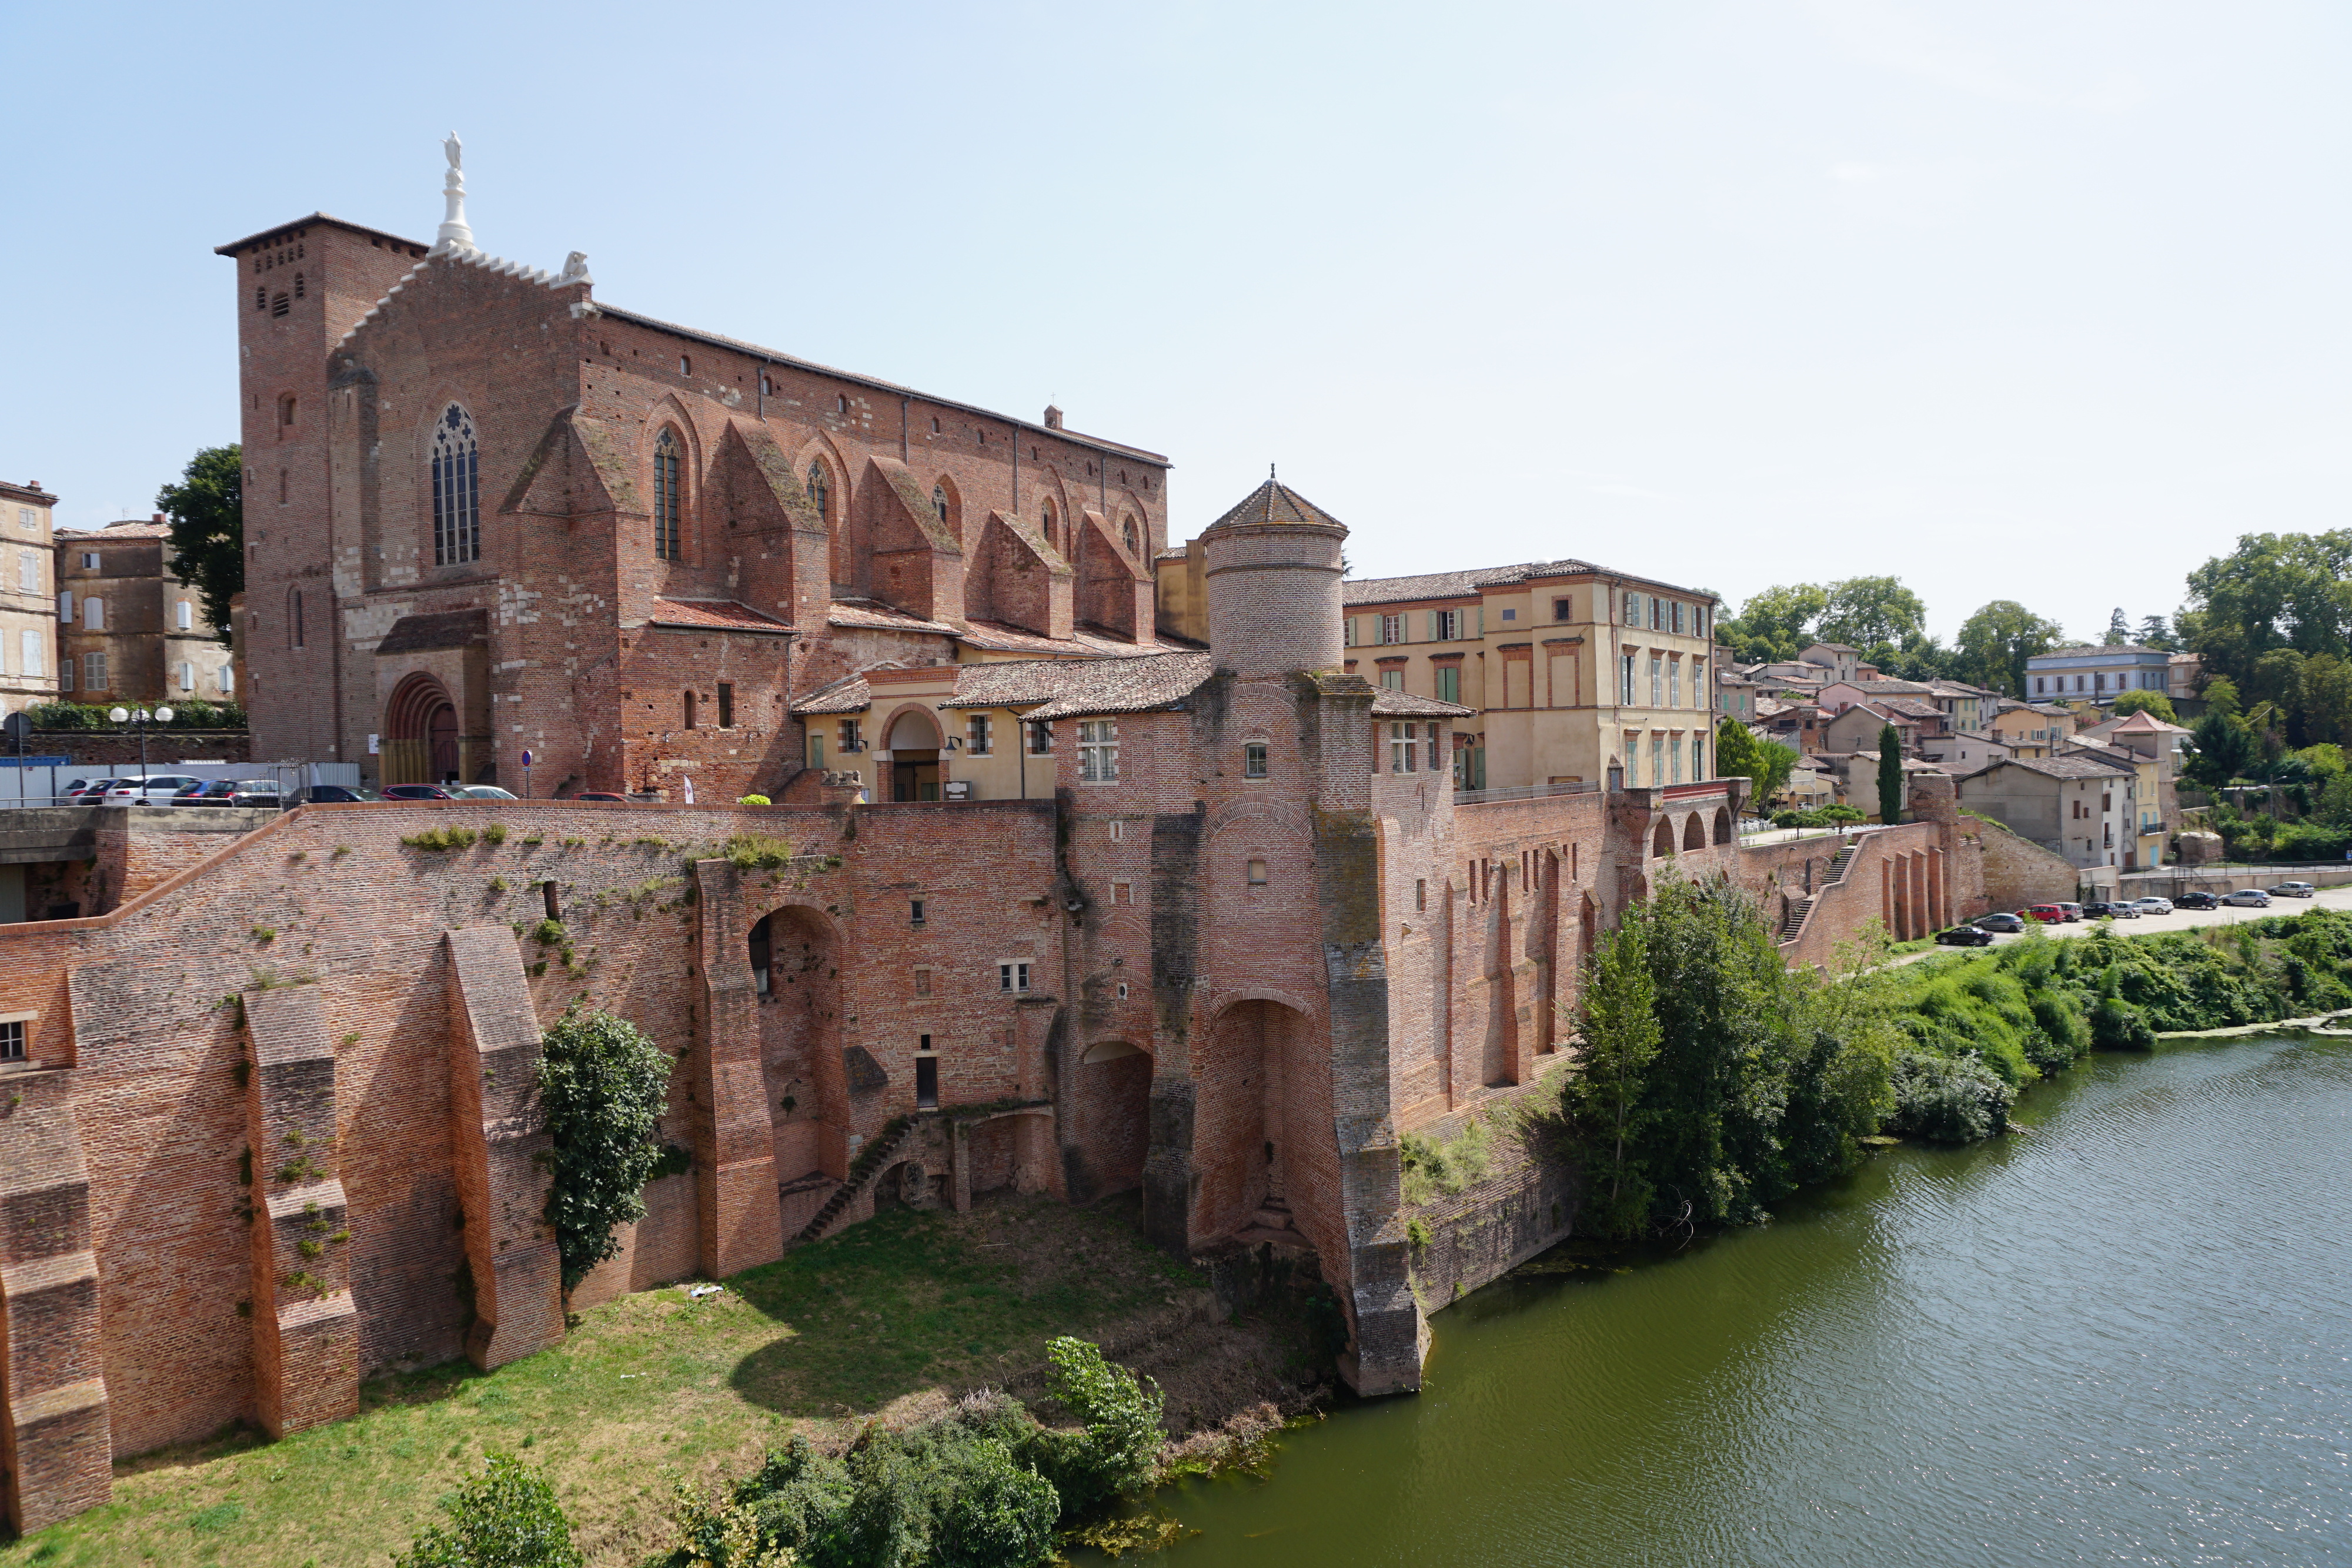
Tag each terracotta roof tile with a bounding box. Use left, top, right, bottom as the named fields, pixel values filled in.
left=646, top=598, right=792, bottom=633
left=1370, top=689, right=1476, bottom=717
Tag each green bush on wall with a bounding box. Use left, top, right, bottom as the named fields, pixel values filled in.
left=25, top=698, right=249, bottom=730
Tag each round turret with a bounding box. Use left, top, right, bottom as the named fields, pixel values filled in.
left=1200, top=477, right=1348, bottom=677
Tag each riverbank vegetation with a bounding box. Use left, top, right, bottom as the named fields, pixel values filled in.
left=1562, top=877, right=2352, bottom=1237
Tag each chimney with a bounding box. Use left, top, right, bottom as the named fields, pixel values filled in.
left=152, top=513, right=165, bottom=524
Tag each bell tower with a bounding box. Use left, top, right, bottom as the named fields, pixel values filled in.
left=1198, top=472, right=1348, bottom=678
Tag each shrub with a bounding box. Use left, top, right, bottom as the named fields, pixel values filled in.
left=537, top=1008, right=673, bottom=1290
left=738, top=794, right=773, bottom=806
left=403, top=827, right=480, bottom=852
left=395, top=1452, right=583, bottom=1568
left=725, top=834, right=797, bottom=870
left=1770, top=804, right=1866, bottom=828
left=1397, top=1119, right=1494, bottom=1207
left=1887, top=1052, right=2013, bottom=1143
left=1025, top=1336, right=1165, bottom=1512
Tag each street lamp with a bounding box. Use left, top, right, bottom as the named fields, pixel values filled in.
left=109, top=706, right=174, bottom=788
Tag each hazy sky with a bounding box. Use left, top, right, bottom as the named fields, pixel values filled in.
left=5, top=2, right=2345, bottom=644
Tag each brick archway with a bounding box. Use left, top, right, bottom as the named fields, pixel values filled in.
left=1191, top=999, right=1327, bottom=1250
left=382, top=672, right=458, bottom=785
left=1072, top=1040, right=1151, bottom=1201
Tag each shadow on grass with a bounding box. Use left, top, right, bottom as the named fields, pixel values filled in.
left=726, top=1195, right=1195, bottom=1418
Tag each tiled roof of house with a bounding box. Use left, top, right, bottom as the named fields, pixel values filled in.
left=1842, top=678, right=1937, bottom=695
left=59, top=520, right=169, bottom=541
left=955, top=620, right=1185, bottom=659
left=826, top=600, right=957, bottom=634
left=1872, top=697, right=1946, bottom=721
left=1977, top=751, right=2137, bottom=782
left=1370, top=689, right=1476, bottom=718
left=974, top=653, right=1216, bottom=720
left=790, top=673, right=880, bottom=715
left=1205, top=479, right=1346, bottom=533
left=1340, top=556, right=1713, bottom=609
left=646, top=598, right=793, bottom=633
left=2027, top=643, right=2169, bottom=660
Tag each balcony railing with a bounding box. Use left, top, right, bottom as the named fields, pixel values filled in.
left=1453, top=780, right=1601, bottom=805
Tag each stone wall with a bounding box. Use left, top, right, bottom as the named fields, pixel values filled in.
left=1973, top=811, right=2084, bottom=910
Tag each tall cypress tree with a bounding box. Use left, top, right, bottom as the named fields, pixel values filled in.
left=1876, top=723, right=1905, bottom=824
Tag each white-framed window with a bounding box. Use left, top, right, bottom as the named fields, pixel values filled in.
left=1027, top=720, right=1053, bottom=755
left=1379, top=614, right=1405, bottom=645
left=1625, top=731, right=1639, bottom=786
left=82, top=596, right=103, bottom=630
left=1649, top=656, right=1663, bottom=707
left=1668, top=659, right=1682, bottom=708
left=1620, top=653, right=1636, bottom=706
left=966, top=714, right=991, bottom=754
left=16, top=507, right=35, bottom=530
left=433, top=404, right=483, bottom=566
left=217, top=664, right=234, bottom=694
left=998, top=961, right=1031, bottom=994
left=1693, top=658, right=1706, bottom=698
left=1624, top=591, right=1642, bottom=626
left=1431, top=609, right=1461, bottom=641
left=16, top=629, right=38, bottom=677
left=82, top=650, right=106, bottom=690
left=179, top=661, right=195, bottom=691
left=1388, top=721, right=1418, bottom=773
left=1078, top=720, right=1118, bottom=783
left=15, top=550, right=36, bottom=592
left=1243, top=743, right=1269, bottom=778
left=175, top=600, right=193, bottom=630
left=0, top=1014, right=29, bottom=1062
left=57, top=590, right=71, bottom=621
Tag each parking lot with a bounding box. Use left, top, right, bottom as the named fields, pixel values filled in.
left=1960, top=882, right=2352, bottom=949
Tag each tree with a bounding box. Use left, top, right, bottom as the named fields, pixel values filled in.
left=2106, top=607, right=2132, bottom=645
left=1562, top=918, right=1661, bottom=1238
left=2202, top=674, right=2241, bottom=720
left=2184, top=710, right=2257, bottom=790
left=1723, top=583, right=1828, bottom=664
left=1876, top=724, right=1905, bottom=824
left=397, top=1452, right=584, bottom=1568
left=156, top=445, right=243, bottom=643
left=1715, top=717, right=1796, bottom=805
left=2109, top=689, right=2179, bottom=723
left=1953, top=600, right=2064, bottom=698
left=537, top=1008, right=674, bottom=1291
left=2137, top=614, right=2177, bottom=651
left=1815, top=577, right=1927, bottom=651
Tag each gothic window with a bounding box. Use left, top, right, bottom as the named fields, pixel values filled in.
left=806, top=461, right=830, bottom=523
left=1121, top=516, right=1139, bottom=556
left=933, top=484, right=950, bottom=526
left=1041, top=497, right=1056, bottom=547
left=430, top=404, right=482, bottom=566
left=653, top=427, right=683, bottom=561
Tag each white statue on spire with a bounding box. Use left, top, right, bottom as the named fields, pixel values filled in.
left=435, top=131, right=476, bottom=254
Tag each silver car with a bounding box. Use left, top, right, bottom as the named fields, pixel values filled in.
left=2130, top=896, right=2173, bottom=915
left=2222, top=888, right=2271, bottom=907
left=102, top=774, right=207, bottom=804
left=2273, top=880, right=2317, bottom=898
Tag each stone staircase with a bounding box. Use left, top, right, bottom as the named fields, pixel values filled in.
left=790, top=1118, right=920, bottom=1248
left=1780, top=842, right=1860, bottom=947
left=1232, top=1195, right=1311, bottom=1250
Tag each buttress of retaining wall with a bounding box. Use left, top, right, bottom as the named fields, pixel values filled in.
left=692, top=862, right=786, bottom=1280
left=443, top=928, right=564, bottom=1368
left=0, top=1069, right=113, bottom=1534
left=241, top=984, right=359, bottom=1439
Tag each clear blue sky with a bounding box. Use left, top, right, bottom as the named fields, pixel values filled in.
left=5, top=1, right=2345, bottom=645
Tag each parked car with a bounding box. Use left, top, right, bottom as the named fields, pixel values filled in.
left=2223, top=888, right=2272, bottom=907
left=104, top=774, right=206, bottom=804
left=455, top=785, right=517, bottom=800
left=227, top=780, right=283, bottom=809
left=62, top=778, right=120, bottom=803
left=290, top=783, right=383, bottom=804
left=571, top=791, right=628, bottom=803
left=2175, top=891, right=2219, bottom=911
left=2080, top=902, right=2119, bottom=919
left=2273, top=880, right=2317, bottom=898
left=2025, top=904, right=2067, bottom=923
left=173, top=780, right=242, bottom=805
left=382, top=784, right=463, bottom=801
left=2055, top=902, right=2084, bottom=922
left=1974, top=912, right=2027, bottom=934
left=2130, top=897, right=2173, bottom=915
left=1936, top=925, right=1994, bottom=947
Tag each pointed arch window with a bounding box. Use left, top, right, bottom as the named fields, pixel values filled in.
left=430, top=404, right=481, bottom=566
left=1041, top=497, right=1057, bottom=547
left=806, top=460, right=831, bottom=523
left=1121, top=516, right=1140, bottom=556
left=932, top=484, right=950, bottom=526
left=654, top=427, right=683, bottom=561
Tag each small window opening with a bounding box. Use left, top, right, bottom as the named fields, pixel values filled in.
left=1247, top=858, right=1268, bottom=886
left=1416, top=878, right=1428, bottom=911
left=1028, top=720, right=1053, bottom=755
left=749, top=913, right=771, bottom=995
left=915, top=1054, right=939, bottom=1110
left=931, top=416, right=941, bottom=433
left=254, top=286, right=266, bottom=312
left=910, top=898, right=926, bottom=926
left=999, top=961, right=1031, bottom=993
left=933, top=484, right=950, bottom=524
left=542, top=882, right=562, bottom=921
left=1243, top=743, right=1269, bottom=778
left=0, top=1019, right=24, bottom=1063
left=680, top=354, right=692, bottom=376
left=279, top=394, right=297, bottom=428
left=271, top=292, right=290, bottom=317
left=717, top=682, right=734, bottom=728
left=1117, top=982, right=1130, bottom=999
left=836, top=394, right=849, bottom=414
left=294, top=272, right=306, bottom=299
left=683, top=690, right=697, bottom=729
left=1112, top=881, right=1132, bottom=906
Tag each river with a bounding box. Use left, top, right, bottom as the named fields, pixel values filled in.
left=1121, top=1031, right=2352, bottom=1566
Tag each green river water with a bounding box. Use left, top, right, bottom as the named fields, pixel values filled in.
left=1120, top=1031, right=2352, bottom=1566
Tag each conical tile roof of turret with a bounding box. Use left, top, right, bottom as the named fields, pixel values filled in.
left=1203, top=477, right=1345, bottom=532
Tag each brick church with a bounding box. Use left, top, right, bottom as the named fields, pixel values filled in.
left=222, top=136, right=1177, bottom=798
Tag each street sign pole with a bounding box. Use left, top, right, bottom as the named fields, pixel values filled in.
left=521, top=748, right=532, bottom=799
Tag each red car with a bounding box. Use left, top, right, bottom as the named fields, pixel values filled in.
left=2024, top=904, right=2066, bottom=924
left=571, top=791, right=628, bottom=803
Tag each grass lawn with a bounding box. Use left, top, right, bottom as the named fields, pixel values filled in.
left=2, top=1196, right=1201, bottom=1568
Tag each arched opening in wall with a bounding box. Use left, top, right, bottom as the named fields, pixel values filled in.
left=382, top=672, right=459, bottom=785
left=1191, top=999, right=1322, bottom=1249
left=884, top=707, right=943, bottom=803
left=1683, top=814, right=1707, bottom=851
left=1121, top=516, right=1140, bottom=557
left=1652, top=818, right=1675, bottom=858
left=1073, top=1041, right=1152, bottom=1200
left=1713, top=805, right=1733, bottom=845
left=1041, top=497, right=1058, bottom=551
left=753, top=906, right=850, bottom=1233
left=805, top=460, right=831, bottom=526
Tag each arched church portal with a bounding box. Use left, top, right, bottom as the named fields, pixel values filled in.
left=383, top=673, right=460, bottom=785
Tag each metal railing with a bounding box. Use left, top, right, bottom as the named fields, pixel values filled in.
left=1452, top=779, right=1602, bottom=806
